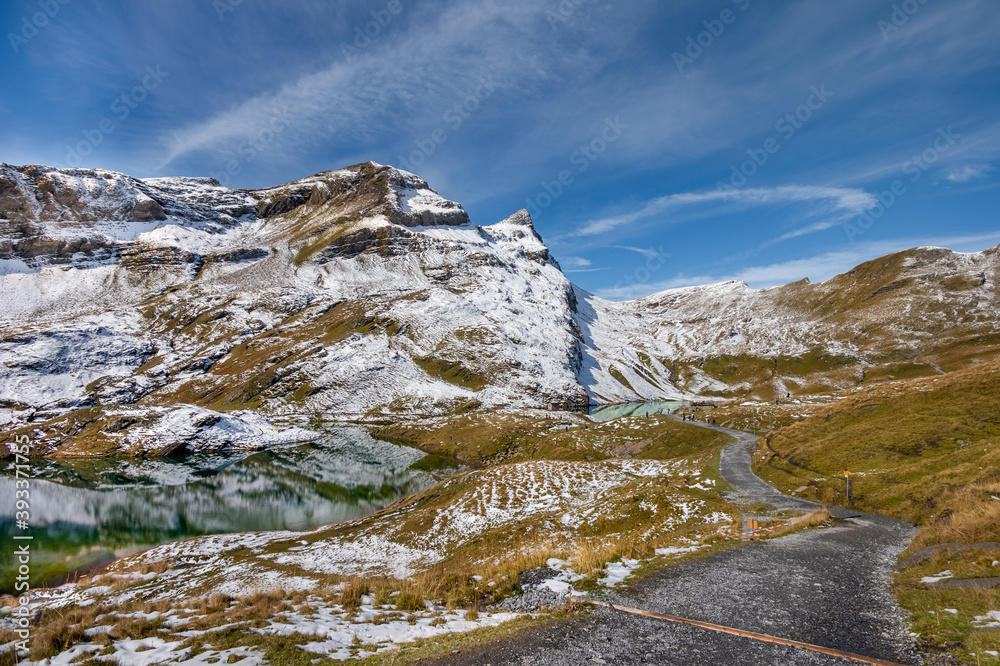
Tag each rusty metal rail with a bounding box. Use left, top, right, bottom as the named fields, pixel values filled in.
left=587, top=600, right=908, bottom=666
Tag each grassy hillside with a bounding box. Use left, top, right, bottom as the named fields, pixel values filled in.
left=757, top=357, right=1000, bottom=659
left=372, top=410, right=734, bottom=469
left=7, top=414, right=745, bottom=663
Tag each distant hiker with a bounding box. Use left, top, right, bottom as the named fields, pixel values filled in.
left=712, top=418, right=716, bottom=426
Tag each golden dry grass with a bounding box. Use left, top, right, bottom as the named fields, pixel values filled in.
left=757, top=356, right=1000, bottom=662
left=372, top=410, right=734, bottom=468
left=765, top=508, right=832, bottom=538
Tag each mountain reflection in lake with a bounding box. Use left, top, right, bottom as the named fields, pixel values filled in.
left=588, top=400, right=687, bottom=421
left=0, top=425, right=458, bottom=594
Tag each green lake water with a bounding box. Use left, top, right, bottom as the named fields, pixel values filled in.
left=0, top=425, right=457, bottom=594
left=588, top=399, right=687, bottom=421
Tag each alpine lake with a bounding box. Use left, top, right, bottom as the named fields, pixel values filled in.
left=0, top=400, right=689, bottom=595
left=0, top=425, right=459, bottom=594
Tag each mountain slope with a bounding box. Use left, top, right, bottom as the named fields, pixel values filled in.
left=1, top=160, right=999, bottom=454
left=580, top=244, right=1000, bottom=400
left=0, top=162, right=598, bottom=445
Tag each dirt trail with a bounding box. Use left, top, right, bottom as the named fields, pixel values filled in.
left=432, top=421, right=925, bottom=665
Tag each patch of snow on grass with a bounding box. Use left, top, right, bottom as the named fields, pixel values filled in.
left=973, top=610, right=1000, bottom=629
left=599, top=558, right=641, bottom=587
left=41, top=639, right=265, bottom=666
left=270, top=534, right=443, bottom=579
left=921, top=570, right=954, bottom=583
left=655, top=545, right=703, bottom=557
left=262, top=606, right=519, bottom=661
left=539, top=558, right=585, bottom=596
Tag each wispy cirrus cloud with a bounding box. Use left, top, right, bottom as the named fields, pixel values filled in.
left=560, top=256, right=608, bottom=273
left=609, top=245, right=671, bottom=259
left=157, top=2, right=610, bottom=169
left=577, top=185, right=877, bottom=236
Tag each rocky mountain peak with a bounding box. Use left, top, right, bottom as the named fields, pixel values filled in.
left=3, top=159, right=999, bottom=429
left=494, top=209, right=535, bottom=229
left=250, top=161, right=469, bottom=229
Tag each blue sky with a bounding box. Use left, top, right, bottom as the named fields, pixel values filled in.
left=2, top=0, right=999, bottom=299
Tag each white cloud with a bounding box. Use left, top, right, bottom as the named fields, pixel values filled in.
left=577, top=186, right=877, bottom=236
left=772, top=220, right=840, bottom=242
left=768, top=211, right=861, bottom=243
left=560, top=256, right=592, bottom=269
left=947, top=164, right=993, bottom=182
left=593, top=231, right=1000, bottom=299
left=609, top=245, right=671, bottom=259
left=157, top=3, right=562, bottom=167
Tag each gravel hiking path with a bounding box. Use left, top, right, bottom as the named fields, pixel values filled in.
left=431, top=421, right=927, bottom=665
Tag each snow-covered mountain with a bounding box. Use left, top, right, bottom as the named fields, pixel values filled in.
left=1, top=160, right=998, bottom=454
left=580, top=243, right=1000, bottom=397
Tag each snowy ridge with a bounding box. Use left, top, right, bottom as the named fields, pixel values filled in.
left=0, top=161, right=599, bottom=438
left=385, top=165, right=470, bottom=226
left=575, top=244, right=1000, bottom=400
left=2, top=160, right=1000, bottom=444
